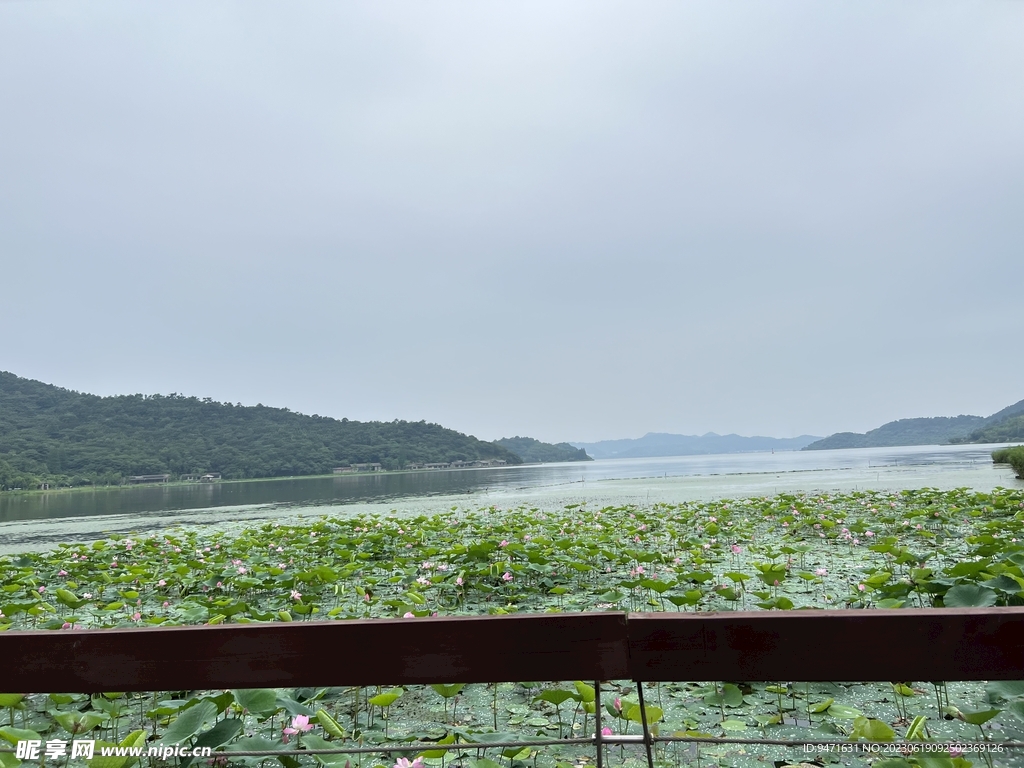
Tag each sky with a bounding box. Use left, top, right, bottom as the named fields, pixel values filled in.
left=1, top=1, right=1022, bottom=444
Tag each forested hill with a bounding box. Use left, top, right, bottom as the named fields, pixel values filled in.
left=0, top=371, right=521, bottom=489
left=802, top=415, right=984, bottom=450
left=493, top=437, right=592, bottom=463
left=804, top=397, right=1024, bottom=450
left=952, top=399, right=1024, bottom=444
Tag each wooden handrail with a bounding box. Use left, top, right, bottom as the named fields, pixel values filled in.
left=0, top=613, right=629, bottom=692
left=628, top=608, right=1024, bottom=681
left=3, top=608, right=1024, bottom=692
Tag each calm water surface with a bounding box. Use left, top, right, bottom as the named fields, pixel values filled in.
left=1, top=443, right=1019, bottom=553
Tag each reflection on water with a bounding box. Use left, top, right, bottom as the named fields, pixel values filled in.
left=1, top=443, right=1019, bottom=553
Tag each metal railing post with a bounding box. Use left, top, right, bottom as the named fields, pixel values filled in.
left=635, top=680, right=655, bottom=768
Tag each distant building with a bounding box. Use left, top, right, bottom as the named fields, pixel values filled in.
left=180, top=474, right=201, bottom=482
left=128, top=474, right=171, bottom=484
left=199, top=473, right=221, bottom=482
left=346, top=459, right=507, bottom=474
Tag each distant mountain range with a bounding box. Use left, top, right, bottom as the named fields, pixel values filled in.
left=803, top=398, right=1024, bottom=450
left=571, top=432, right=821, bottom=460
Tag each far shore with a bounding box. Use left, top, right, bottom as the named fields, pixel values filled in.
left=0, top=461, right=551, bottom=497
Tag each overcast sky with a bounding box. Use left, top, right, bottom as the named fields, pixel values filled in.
left=2, top=1, right=1022, bottom=444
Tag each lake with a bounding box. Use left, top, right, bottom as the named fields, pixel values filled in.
left=1, top=442, right=1019, bottom=553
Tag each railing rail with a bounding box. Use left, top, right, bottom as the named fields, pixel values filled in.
left=4, top=607, right=1024, bottom=692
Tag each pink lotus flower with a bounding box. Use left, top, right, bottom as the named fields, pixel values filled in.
left=282, top=714, right=312, bottom=743
left=614, top=697, right=621, bottom=711
left=601, top=727, right=613, bottom=736
left=499, top=540, right=509, bottom=547
left=158, top=579, right=166, bottom=586
left=237, top=567, right=247, bottom=574
left=456, top=577, right=463, bottom=586
left=38, top=586, right=46, bottom=594
left=283, top=715, right=312, bottom=734
left=502, top=572, right=513, bottom=582
left=58, top=570, right=68, bottom=577
left=857, top=584, right=866, bottom=592
left=394, top=758, right=425, bottom=768
left=291, top=590, right=302, bottom=601
left=815, top=568, right=827, bottom=576
left=731, top=545, right=742, bottom=554
left=403, top=612, right=415, bottom=618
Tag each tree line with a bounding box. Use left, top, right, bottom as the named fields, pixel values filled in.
left=0, top=371, right=522, bottom=490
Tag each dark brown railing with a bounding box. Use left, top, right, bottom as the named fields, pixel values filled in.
left=4, top=608, right=1024, bottom=765
left=4, top=607, right=1024, bottom=691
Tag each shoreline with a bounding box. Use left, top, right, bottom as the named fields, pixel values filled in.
left=0, top=462, right=553, bottom=498
left=3, top=442, right=1014, bottom=498
left=2, top=457, right=1019, bottom=556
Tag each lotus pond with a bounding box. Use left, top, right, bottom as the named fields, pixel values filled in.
left=3, top=488, right=1024, bottom=768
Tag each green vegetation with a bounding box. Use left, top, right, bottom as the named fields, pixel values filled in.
left=964, top=415, right=1024, bottom=446
left=493, top=437, right=591, bottom=463
left=803, top=416, right=983, bottom=450
left=993, top=446, right=1024, bottom=479
left=2, top=488, right=1023, bottom=766
left=0, top=371, right=520, bottom=490
left=806, top=398, right=1024, bottom=450
left=8, top=487, right=1024, bottom=629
